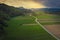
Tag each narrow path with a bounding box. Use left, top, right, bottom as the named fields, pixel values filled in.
left=33, top=16, right=60, bottom=40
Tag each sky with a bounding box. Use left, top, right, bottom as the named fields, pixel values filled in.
left=0, top=0, right=60, bottom=9
left=36, top=0, right=60, bottom=8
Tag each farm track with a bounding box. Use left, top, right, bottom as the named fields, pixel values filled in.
left=37, top=17, right=60, bottom=39
left=33, top=16, right=59, bottom=40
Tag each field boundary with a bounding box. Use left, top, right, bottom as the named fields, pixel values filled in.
left=33, top=16, right=60, bottom=40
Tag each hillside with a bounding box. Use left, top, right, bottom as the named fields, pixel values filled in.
left=0, top=3, right=32, bottom=38
left=0, top=3, right=32, bottom=17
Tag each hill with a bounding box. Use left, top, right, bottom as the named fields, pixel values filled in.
left=0, top=3, right=32, bottom=17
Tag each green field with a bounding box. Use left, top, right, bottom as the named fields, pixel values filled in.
left=3, top=16, right=56, bottom=40
left=35, top=12, right=60, bottom=25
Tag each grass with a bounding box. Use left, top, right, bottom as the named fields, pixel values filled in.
left=4, top=16, right=56, bottom=40
left=36, top=14, right=60, bottom=19
left=35, top=12, right=60, bottom=25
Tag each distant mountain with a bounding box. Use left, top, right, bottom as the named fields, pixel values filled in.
left=31, top=8, right=60, bottom=15
left=31, top=8, right=60, bottom=12
left=38, top=8, right=60, bottom=12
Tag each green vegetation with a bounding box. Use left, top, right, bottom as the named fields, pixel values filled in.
left=3, top=16, right=56, bottom=40
left=0, top=3, right=59, bottom=40
left=35, top=11, right=60, bottom=19
left=36, top=15, right=60, bottom=19
left=34, top=11, right=60, bottom=25
left=0, top=3, right=32, bottom=37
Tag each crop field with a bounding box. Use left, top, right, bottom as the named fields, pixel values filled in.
left=35, top=12, right=60, bottom=39
left=44, top=24, right=60, bottom=39
left=3, top=16, right=56, bottom=40
left=35, top=12, right=60, bottom=25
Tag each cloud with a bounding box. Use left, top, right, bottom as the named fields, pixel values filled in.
left=1, top=0, right=60, bottom=8
left=46, top=0, right=60, bottom=8
left=0, top=0, right=46, bottom=9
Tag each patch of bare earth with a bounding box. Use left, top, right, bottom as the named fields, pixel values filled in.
left=44, top=24, right=60, bottom=39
